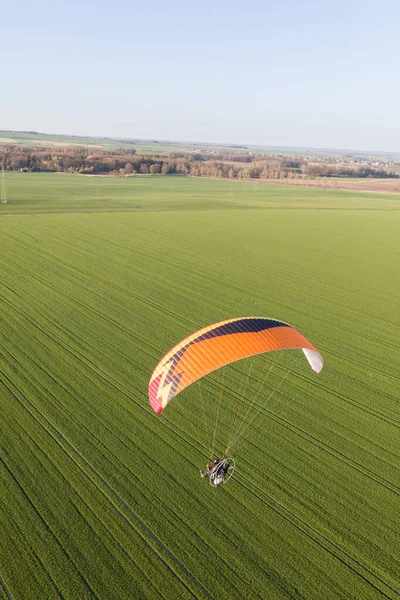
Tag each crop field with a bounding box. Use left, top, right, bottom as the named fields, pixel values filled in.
left=0, top=173, right=400, bottom=599
left=0, top=131, right=257, bottom=154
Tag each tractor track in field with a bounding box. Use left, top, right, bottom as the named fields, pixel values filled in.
left=153, top=411, right=400, bottom=599
left=4, top=224, right=400, bottom=374
left=3, top=227, right=400, bottom=451
left=0, top=295, right=258, bottom=598
left=3, top=399, right=228, bottom=600
left=1, top=272, right=399, bottom=497
left=1, top=358, right=253, bottom=598
left=141, top=403, right=400, bottom=597
left=324, top=347, right=400, bottom=386
left=2, top=213, right=400, bottom=598
left=2, top=269, right=400, bottom=530
left=94, top=219, right=400, bottom=347
left=3, top=227, right=400, bottom=358
left=235, top=474, right=400, bottom=600
left=6, top=275, right=399, bottom=498
left=194, top=372, right=400, bottom=475
left=294, top=374, right=400, bottom=429
left=258, top=408, right=400, bottom=494
left=2, top=178, right=400, bottom=600
left=1, top=457, right=95, bottom=599
left=2, top=361, right=241, bottom=600
left=0, top=231, right=212, bottom=334
left=0, top=577, right=13, bottom=600
left=0, top=297, right=220, bottom=598
left=1, top=421, right=170, bottom=600
left=204, top=376, right=400, bottom=495
left=0, top=371, right=213, bottom=600
left=220, top=359, right=400, bottom=430
left=0, top=289, right=196, bottom=452
left=2, top=292, right=264, bottom=597
left=149, top=410, right=400, bottom=599
left=0, top=262, right=162, bottom=369
left=205, top=372, right=400, bottom=460
left=0, top=339, right=214, bottom=598
left=2, top=249, right=400, bottom=434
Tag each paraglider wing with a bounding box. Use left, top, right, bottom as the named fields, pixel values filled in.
left=148, top=317, right=323, bottom=414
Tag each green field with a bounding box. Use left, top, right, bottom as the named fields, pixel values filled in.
left=1, top=174, right=399, bottom=599
left=0, top=131, right=253, bottom=154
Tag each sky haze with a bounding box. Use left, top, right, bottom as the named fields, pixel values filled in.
left=2, top=0, right=399, bottom=151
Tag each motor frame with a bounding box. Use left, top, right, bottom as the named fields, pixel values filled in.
left=209, top=457, right=235, bottom=487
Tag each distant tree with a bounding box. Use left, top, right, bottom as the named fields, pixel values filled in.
left=176, top=161, right=188, bottom=175
left=9, top=153, right=29, bottom=170
left=149, top=163, right=160, bottom=174
left=281, top=159, right=300, bottom=169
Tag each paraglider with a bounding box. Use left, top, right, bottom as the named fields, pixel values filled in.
left=200, top=456, right=235, bottom=486
left=148, top=317, right=323, bottom=486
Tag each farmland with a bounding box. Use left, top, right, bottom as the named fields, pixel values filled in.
left=0, top=131, right=255, bottom=154
left=1, top=173, right=400, bottom=599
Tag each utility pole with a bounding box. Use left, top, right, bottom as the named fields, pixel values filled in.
left=1, top=163, right=7, bottom=204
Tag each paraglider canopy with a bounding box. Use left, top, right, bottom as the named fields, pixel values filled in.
left=148, top=317, right=323, bottom=414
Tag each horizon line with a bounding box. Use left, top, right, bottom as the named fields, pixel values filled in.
left=1, top=129, right=399, bottom=158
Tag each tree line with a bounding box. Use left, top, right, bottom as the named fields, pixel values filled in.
left=0, top=145, right=397, bottom=180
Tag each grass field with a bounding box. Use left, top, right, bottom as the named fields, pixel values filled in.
left=0, top=131, right=253, bottom=154
left=1, top=174, right=399, bottom=599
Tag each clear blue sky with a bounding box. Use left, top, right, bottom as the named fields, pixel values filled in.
left=2, top=0, right=399, bottom=151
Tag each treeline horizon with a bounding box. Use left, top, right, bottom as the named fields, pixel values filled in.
left=1, top=145, right=398, bottom=180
